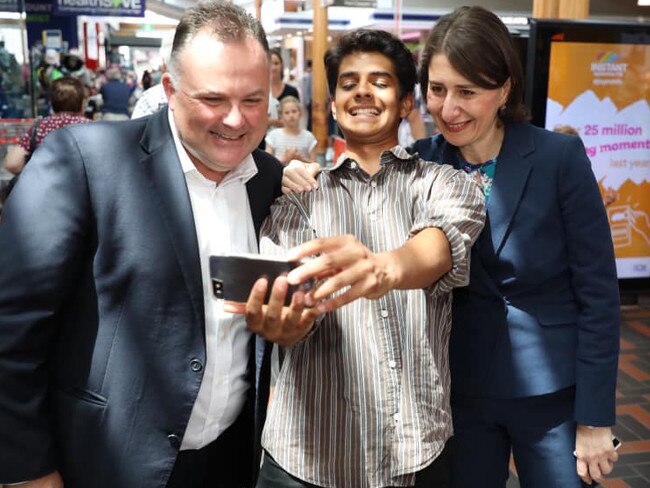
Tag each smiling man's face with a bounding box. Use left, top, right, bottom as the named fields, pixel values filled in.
left=163, top=30, right=270, bottom=179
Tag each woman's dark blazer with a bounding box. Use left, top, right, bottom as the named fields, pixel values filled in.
left=412, top=122, right=620, bottom=426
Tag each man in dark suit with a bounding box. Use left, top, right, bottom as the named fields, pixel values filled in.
left=0, top=2, right=284, bottom=487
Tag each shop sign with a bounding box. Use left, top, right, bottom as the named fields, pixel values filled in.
left=0, top=0, right=20, bottom=13
left=53, top=0, right=145, bottom=17
left=25, top=0, right=51, bottom=13
left=331, top=0, right=377, bottom=7
left=24, top=0, right=51, bottom=22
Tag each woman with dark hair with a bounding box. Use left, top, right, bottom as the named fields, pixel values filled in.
left=259, top=49, right=301, bottom=150
left=267, top=48, right=300, bottom=130
left=270, top=48, right=299, bottom=104
left=281, top=6, right=620, bottom=488
left=414, top=7, right=620, bottom=487
left=141, top=69, right=152, bottom=91
left=3, top=76, right=89, bottom=176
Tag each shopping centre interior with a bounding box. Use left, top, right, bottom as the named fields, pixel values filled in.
left=0, top=2, right=649, bottom=486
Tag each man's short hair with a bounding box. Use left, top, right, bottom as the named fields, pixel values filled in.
left=168, top=0, right=269, bottom=83
left=324, top=29, right=416, bottom=100
left=106, top=68, right=121, bottom=81
left=50, top=76, right=85, bottom=113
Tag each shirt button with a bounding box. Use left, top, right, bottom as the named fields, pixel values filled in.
left=350, top=162, right=357, bottom=169
left=388, top=360, right=397, bottom=369
left=380, top=309, right=389, bottom=318
left=393, top=413, right=400, bottom=423
left=168, top=434, right=181, bottom=449
left=370, top=181, right=377, bottom=188
left=190, top=359, right=203, bottom=372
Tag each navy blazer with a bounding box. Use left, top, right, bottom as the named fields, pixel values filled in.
left=0, top=108, right=282, bottom=486
left=413, top=122, right=620, bottom=426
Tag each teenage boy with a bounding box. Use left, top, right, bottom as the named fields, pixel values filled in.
left=239, top=30, right=485, bottom=488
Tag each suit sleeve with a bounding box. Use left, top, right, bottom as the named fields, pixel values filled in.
left=0, top=127, right=91, bottom=483
left=558, top=136, right=620, bottom=426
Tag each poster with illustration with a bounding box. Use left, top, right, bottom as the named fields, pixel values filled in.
left=545, top=41, right=650, bottom=279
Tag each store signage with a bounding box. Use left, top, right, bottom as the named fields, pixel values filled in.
left=0, top=0, right=20, bottom=13
left=25, top=0, right=51, bottom=13
left=53, top=0, right=145, bottom=17
left=331, top=0, right=377, bottom=7
left=43, top=29, right=63, bottom=49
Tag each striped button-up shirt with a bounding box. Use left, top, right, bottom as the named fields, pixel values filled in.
left=260, top=146, right=485, bottom=488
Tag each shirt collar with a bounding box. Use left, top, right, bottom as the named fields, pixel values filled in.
left=329, top=144, right=418, bottom=172
left=167, top=108, right=258, bottom=185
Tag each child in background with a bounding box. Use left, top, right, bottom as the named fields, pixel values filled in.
left=265, top=96, right=317, bottom=164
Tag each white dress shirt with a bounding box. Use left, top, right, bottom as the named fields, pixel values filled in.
left=167, top=110, right=258, bottom=450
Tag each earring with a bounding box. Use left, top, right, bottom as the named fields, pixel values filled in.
left=499, top=104, right=506, bottom=113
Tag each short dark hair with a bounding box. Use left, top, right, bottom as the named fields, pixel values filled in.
left=419, top=6, right=529, bottom=122
left=50, top=76, right=85, bottom=113
left=168, top=0, right=269, bottom=81
left=324, top=29, right=416, bottom=100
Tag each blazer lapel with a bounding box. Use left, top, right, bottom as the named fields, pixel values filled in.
left=488, top=123, right=534, bottom=256
left=139, top=110, right=205, bottom=332
left=246, top=151, right=276, bottom=239
left=246, top=179, right=265, bottom=239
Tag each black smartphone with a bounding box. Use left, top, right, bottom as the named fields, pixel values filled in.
left=209, top=254, right=313, bottom=305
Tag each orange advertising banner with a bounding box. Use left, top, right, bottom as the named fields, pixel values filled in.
left=548, top=42, right=649, bottom=110
left=545, top=41, right=650, bottom=278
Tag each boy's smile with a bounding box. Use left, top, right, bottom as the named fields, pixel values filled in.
left=331, top=52, right=412, bottom=154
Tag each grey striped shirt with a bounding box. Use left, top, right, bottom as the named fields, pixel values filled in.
left=259, top=146, right=485, bottom=488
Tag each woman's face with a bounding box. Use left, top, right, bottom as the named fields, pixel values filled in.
left=270, top=53, right=283, bottom=81
left=426, top=53, right=509, bottom=160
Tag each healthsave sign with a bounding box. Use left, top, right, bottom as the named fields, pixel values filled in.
left=53, top=0, right=145, bottom=17
left=0, top=0, right=20, bottom=13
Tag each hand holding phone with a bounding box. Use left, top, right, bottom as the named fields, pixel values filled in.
left=210, top=254, right=313, bottom=305
left=212, top=254, right=320, bottom=347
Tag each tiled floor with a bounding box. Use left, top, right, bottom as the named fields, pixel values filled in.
left=507, top=293, right=650, bottom=487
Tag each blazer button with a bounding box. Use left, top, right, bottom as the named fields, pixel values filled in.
left=168, top=434, right=181, bottom=449
left=190, top=359, right=203, bottom=372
